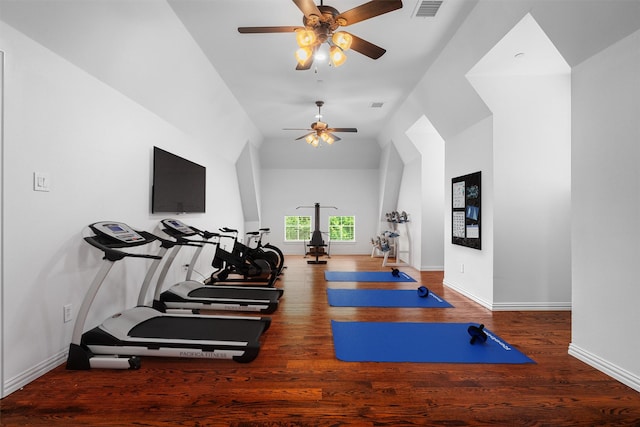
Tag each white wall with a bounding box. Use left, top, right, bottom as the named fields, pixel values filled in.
left=395, top=158, right=421, bottom=267
left=442, top=117, right=495, bottom=307
left=236, top=142, right=262, bottom=229
left=466, top=14, right=572, bottom=309
left=0, top=49, right=5, bottom=398
left=377, top=144, right=404, bottom=224
left=491, top=74, right=571, bottom=307
left=405, top=115, right=445, bottom=271
left=569, top=29, right=640, bottom=391
left=0, top=20, right=252, bottom=397
left=259, top=169, right=379, bottom=256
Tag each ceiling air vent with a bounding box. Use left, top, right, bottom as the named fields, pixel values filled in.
left=414, top=0, right=443, bottom=18
left=370, top=102, right=384, bottom=108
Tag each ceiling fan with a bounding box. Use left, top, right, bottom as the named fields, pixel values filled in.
left=284, top=101, right=357, bottom=147
left=238, top=0, right=403, bottom=70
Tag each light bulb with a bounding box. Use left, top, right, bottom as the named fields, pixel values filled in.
left=296, top=29, right=316, bottom=47
left=329, top=46, right=347, bottom=67
left=295, top=47, right=313, bottom=66
left=332, top=31, right=352, bottom=51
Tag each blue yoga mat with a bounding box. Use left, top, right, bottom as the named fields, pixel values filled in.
left=327, top=289, right=453, bottom=308
left=325, top=271, right=416, bottom=282
left=331, top=321, right=535, bottom=364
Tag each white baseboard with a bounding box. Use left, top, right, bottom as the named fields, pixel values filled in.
left=568, top=343, right=640, bottom=393
left=420, top=265, right=444, bottom=271
left=443, top=279, right=572, bottom=311
left=491, top=301, right=572, bottom=311
left=3, top=349, right=67, bottom=398
left=443, top=279, right=493, bottom=310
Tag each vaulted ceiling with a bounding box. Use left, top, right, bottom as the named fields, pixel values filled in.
left=0, top=0, right=476, bottom=168
left=167, top=0, right=476, bottom=165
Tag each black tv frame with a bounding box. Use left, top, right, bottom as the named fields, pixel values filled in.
left=151, top=147, right=206, bottom=214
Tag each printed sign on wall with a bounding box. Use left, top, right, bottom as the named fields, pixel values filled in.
left=451, top=171, right=481, bottom=250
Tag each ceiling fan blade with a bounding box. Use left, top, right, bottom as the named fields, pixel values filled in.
left=327, top=133, right=342, bottom=142
left=238, top=26, right=301, bottom=34
left=347, top=33, right=386, bottom=59
left=295, top=132, right=315, bottom=141
left=336, top=0, right=403, bottom=26
left=292, top=0, right=322, bottom=18
left=328, top=128, right=358, bottom=133
left=296, top=54, right=315, bottom=70
left=283, top=128, right=313, bottom=131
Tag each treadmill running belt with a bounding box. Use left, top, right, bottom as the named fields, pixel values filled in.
left=129, top=316, right=266, bottom=341
left=188, top=287, right=275, bottom=300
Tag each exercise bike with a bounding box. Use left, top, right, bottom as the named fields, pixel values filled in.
left=206, top=227, right=278, bottom=287
left=243, top=228, right=286, bottom=276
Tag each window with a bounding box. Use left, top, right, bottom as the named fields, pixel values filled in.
left=329, top=216, right=355, bottom=241
left=284, top=216, right=311, bottom=241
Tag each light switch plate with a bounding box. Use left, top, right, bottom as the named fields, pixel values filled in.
left=34, top=172, right=51, bottom=192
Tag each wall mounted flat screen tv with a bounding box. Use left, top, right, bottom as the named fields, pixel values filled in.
left=152, top=146, right=206, bottom=213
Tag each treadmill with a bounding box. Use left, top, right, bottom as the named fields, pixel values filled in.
left=153, top=218, right=283, bottom=314
left=66, top=221, right=271, bottom=370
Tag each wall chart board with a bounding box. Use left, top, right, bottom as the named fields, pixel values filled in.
left=452, top=171, right=481, bottom=250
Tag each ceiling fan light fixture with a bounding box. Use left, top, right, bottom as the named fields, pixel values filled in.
left=295, top=29, right=317, bottom=47
left=321, top=132, right=335, bottom=144
left=332, top=31, right=352, bottom=51
left=305, top=133, right=317, bottom=144
left=295, top=46, right=314, bottom=66
left=329, top=45, right=347, bottom=67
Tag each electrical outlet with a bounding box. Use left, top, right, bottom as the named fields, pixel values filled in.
left=63, top=304, right=73, bottom=323
left=182, top=264, right=189, bottom=271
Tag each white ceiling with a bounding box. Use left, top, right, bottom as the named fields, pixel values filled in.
left=167, top=0, right=476, bottom=144
left=0, top=0, right=476, bottom=168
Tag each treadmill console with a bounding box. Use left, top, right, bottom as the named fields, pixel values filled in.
left=91, top=222, right=146, bottom=243
left=162, top=218, right=195, bottom=236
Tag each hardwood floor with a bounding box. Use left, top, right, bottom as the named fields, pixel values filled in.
left=2, top=255, right=639, bottom=426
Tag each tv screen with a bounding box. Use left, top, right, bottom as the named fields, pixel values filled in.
left=152, top=147, right=206, bottom=213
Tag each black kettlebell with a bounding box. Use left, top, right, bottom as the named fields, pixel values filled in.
left=391, top=268, right=400, bottom=277
left=417, top=286, right=429, bottom=298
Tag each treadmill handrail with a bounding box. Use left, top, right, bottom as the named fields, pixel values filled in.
left=184, top=226, right=220, bottom=240
left=154, top=224, right=219, bottom=298
left=84, top=236, right=163, bottom=262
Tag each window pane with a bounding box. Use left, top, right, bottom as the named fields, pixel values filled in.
left=343, top=226, right=354, bottom=240
left=284, top=216, right=312, bottom=241
left=328, top=216, right=355, bottom=241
